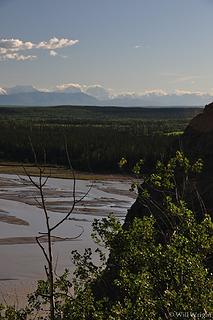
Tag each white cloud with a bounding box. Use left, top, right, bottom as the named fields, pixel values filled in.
left=116, top=89, right=168, bottom=98
left=55, top=83, right=114, bottom=99
left=142, top=89, right=168, bottom=96
left=37, top=37, right=79, bottom=50
left=0, top=38, right=35, bottom=61
left=0, top=53, right=36, bottom=61
left=36, top=88, right=52, bottom=93
left=0, top=38, right=34, bottom=51
left=85, top=85, right=114, bottom=100
left=49, top=50, right=58, bottom=57
left=0, top=37, right=79, bottom=61
left=174, top=89, right=208, bottom=96
left=134, top=45, right=143, bottom=49
left=56, top=83, right=83, bottom=93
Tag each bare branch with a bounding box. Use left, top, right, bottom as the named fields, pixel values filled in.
left=20, top=142, right=89, bottom=319
left=36, top=236, right=50, bottom=265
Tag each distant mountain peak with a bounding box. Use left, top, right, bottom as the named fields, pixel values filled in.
left=6, top=85, right=38, bottom=95
left=0, top=87, right=7, bottom=95
left=0, top=90, right=98, bottom=106
left=0, top=84, right=212, bottom=106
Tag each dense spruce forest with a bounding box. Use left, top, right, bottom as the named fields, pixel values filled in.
left=0, top=105, right=202, bottom=172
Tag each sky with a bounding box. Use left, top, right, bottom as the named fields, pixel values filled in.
left=0, top=0, right=213, bottom=96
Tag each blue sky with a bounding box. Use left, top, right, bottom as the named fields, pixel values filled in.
left=0, top=0, right=213, bottom=95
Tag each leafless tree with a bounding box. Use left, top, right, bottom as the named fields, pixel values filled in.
left=20, top=144, right=91, bottom=320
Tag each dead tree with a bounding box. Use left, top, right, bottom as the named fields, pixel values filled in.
left=20, top=145, right=91, bottom=320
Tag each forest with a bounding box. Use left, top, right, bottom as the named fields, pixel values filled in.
left=0, top=105, right=202, bottom=172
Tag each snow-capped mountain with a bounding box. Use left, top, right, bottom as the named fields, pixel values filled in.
left=0, top=84, right=211, bottom=106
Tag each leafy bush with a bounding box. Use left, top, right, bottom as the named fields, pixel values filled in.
left=59, top=152, right=213, bottom=319
left=1, top=152, right=213, bottom=319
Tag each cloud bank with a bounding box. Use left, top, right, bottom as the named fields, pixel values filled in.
left=56, top=83, right=83, bottom=93
left=37, top=37, right=79, bottom=50
left=0, top=37, right=79, bottom=61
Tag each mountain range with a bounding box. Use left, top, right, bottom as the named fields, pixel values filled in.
left=0, top=85, right=212, bottom=107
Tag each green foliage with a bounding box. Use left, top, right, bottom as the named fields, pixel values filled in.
left=0, top=304, right=28, bottom=320
left=26, top=270, right=73, bottom=319
left=91, top=214, right=123, bottom=248
left=132, top=159, right=144, bottom=175
left=118, top=157, right=127, bottom=169
left=2, top=151, right=212, bottom=319
left=66, top=213, right=212, bottom=319
left=61, top=152, right=213, bottom=319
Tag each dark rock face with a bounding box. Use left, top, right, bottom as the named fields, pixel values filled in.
left=185, top=101, right=213, bottom=133
left=182, top=102, right=213, bottom=215
left=126, top=102, right=213, bottom=225
left=183, top=102, right=213, bottom=168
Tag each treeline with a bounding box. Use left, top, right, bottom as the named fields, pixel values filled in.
left=0, top=121, right=178, bottom=172
left=0, top=105, right=202, bottom=122
left=0, top=105, right=200, bottom=172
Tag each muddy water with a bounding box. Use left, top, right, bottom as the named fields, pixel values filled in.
left=0, top=174, right=136, bottom=305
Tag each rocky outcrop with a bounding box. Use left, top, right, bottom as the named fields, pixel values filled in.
left=126, top=102, right=213, bottom=225
left=182, top=102, right=213, bottom=168
left=181, top=102, right=213, bottom=216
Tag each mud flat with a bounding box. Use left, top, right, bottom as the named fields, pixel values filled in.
left=0, top=173, right=136, bottom=306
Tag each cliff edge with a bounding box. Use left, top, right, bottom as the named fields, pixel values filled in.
left=126, top=102, right=213, bottom=225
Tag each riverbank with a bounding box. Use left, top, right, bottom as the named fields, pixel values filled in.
left=0, top=162, right=130, bottom=181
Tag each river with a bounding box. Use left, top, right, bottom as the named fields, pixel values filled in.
left=0, top=173, right=136, bottom=306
